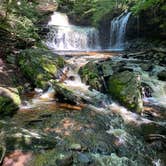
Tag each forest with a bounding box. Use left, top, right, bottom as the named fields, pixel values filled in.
left=0, top=0, right=166, bottom=165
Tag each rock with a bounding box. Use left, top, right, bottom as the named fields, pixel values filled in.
left=52, top=82, right=82, bottom=104
left=92, top=153, right=137, bottom=166
left=56, top=154, right=73, bottom=166
left=0, top=87, right=21, bottom=116
left=18, top=48, right=65, bottom=88
left=0, top=145, right=6, bottom=165
left=140, top=122, right=166, bottom=139
left=141, top=83, right=153, bottom=97
left=70, top=143, right=82, bottom=151
left=77, top=153, right=92, bottom=164
left=5, top=128, right=57, bottom=151
left=157, top=70, right=166, bottom=81
left=79, top=61, right=103, bottom=91
left=100, top=61, right=113, bottom=77
left=139, top=63, right=153, bottom=71
left=107, top=71, right=143, bottom=113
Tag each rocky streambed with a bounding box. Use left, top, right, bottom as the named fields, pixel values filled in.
left=0, top=48, right=166, bottom=166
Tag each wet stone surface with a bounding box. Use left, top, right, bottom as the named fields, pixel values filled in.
left=0, top=100, right=165, bottom=166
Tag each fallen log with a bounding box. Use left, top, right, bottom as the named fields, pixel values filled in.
left=57, top=103, right=84, bottom=111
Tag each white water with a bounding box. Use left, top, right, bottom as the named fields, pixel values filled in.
left=141, top=69, right=166, bottom=108
left=110, top=12, right=131, bottom=50
left=46, top=12, right=101, bottom=51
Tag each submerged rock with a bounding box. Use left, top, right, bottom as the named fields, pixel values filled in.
left=107, top=71, right=143, bottom=113
left=0, top=87, right=21, bottom=116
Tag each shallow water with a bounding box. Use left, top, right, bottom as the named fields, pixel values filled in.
left=1, top=52, right=166, bottom=166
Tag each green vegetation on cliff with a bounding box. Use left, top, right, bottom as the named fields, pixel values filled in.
left=57, top=0, right=166, bottom=37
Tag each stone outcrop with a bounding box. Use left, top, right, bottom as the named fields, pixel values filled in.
left=0, top=87, right=21, bottom=116
left=18, top=48, right=64, bottom=88
left=107, top=71, right=143, bottom=113
left=79, top=59, right=143, bottom=113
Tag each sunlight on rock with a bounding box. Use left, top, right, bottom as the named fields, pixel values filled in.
left=3, top=150, right=32, bottom=166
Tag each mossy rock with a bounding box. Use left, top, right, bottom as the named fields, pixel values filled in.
left=107, top=71, right=143, bottom=113
left=0, top=87, right=20, bottom=116
left=0, top=145, right=6, bottom=164
left=157, top=70, right=166, bottom=81
left=79, top=61, right=103, bottom=91
left=18, top=48, right=65, bottom=88
left=92, top=153, right=137, bottom=166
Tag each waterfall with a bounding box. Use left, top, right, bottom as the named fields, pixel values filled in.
left=110, top=12, right=131, bottom=50
left=46, top=12, right=100, bottom=51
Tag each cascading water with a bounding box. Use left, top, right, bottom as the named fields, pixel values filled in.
left=46, top=12, right=100, bottom=51
left=110, top=11, right=131, bottom=50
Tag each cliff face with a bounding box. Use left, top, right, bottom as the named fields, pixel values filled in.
left=126, top=11, right=166, bottom=41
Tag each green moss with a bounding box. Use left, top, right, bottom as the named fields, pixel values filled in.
left=0, top=87, right=20, bottom=116
left=0, top=96, right=18, bottom=116
left=79, top=62, right=103, bottom=91
left=18, top=48, right=65, bottom=88
left=108, top=71, right=143, bottom=113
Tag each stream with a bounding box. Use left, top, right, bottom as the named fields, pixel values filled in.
left=1, top=12, right=166, bottom=166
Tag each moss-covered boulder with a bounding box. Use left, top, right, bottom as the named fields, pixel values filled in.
left=79, top=61, right=103, bottom=91
left=107, top=71, right=143, bottom=113
left=18, top=48, right=64, bottom=88
left=0, top=87, right=21, bottom=116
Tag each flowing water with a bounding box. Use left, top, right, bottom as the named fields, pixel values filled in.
left=4, top=52, right=163, bottom=166
left=109, top=11, right=131, bottom=50
left=45, top=11, right=131, bottom=52
left=1, top=12, right=166, bottom=166
left=46, top=12, right=100, bottom=51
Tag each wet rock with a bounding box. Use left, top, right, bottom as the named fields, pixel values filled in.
left=77, top=153, right=92, bottom=164
left=157, top=70, right=166, bottom=81
left=18, top=48, right=65, bottom=88
left=0, top=87, right=21, bottom=116
left=140, top=122, right=166, bottom=138
left=52, top=82, right=82, bottom=104
left=139, top=63, right=153, bottom=71
left=3, top=150, right=32, bottom=166
left=5, top=127, right=57, bottom=151
left=100, top=61, right=113, bottom=77
left=92, top=153, right=137, bottom=166
left=79, top=61, right=103, bottom=91
left=107, top=71, right=143, bottom=113
left=141, top=83, right=153, bottom=97
left=70, top=143, right=82, bottom=151
left=56, top=153, right=73, bottom=166
left=0, top=145, right=6, bottom=165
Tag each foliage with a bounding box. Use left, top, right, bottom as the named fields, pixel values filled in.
left=0, top=0, right=40, bottom=40
left=57, top=0, right=130, bottom=26
left=131, top=0, right=166, bottom=32
left=57, top=0, right=166, bottom=35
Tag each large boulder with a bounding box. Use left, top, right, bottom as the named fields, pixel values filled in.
left=79, top=61, right=105, bottom=91
left=0, top=87, right=21, bottom=116
left=18, top=48, right=84, bottom=104
left=107, top=71, right=143, bottom=113
left=18, top=48, right=64, bottom=88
